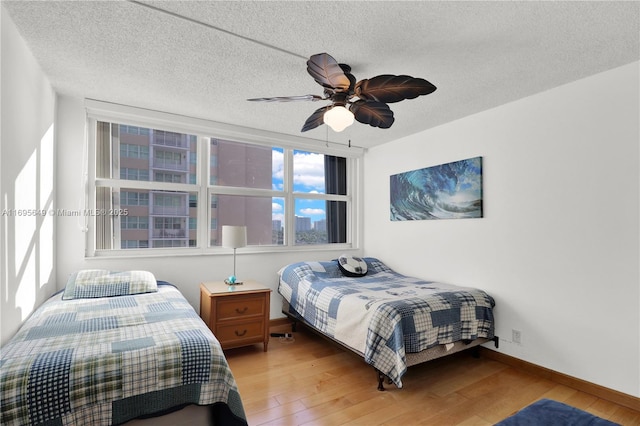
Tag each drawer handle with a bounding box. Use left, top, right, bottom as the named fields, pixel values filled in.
left=235, top=329, right=247, bottom=337
left=235, top=307, right=248, bottom=314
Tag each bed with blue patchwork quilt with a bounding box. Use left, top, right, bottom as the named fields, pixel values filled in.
left=278, top=257, right=497, bottom=390
left=0, top=270, right=247, bottom=426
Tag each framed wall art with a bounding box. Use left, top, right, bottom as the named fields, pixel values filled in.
left=390, top=156, right=483, bottom=221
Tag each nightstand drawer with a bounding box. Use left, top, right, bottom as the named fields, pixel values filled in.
left=216, top=320, right=265, bottom=345
left=216, top=295, right=265, bottom=321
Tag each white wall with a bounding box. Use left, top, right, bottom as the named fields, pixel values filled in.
left=55, top=95, right=357, bottom=320
left=1, top=9, right=57, bottom=346
left=363, top=62, right=640, bottom=397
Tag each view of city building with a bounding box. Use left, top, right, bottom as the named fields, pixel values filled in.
left=118, top=125, right=197, bottom=249
left=116, top=125, right=332, bottom=248
left=118, top=126, right=277, bottom=248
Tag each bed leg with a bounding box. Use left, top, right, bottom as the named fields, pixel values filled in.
left=493, top=336, right=499, bottom=349
left=376, top=369, right=386, bottom=391
left=291, top=321, right=298, bottom=333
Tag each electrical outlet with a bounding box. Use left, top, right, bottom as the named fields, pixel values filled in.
left=512, top=329, right=522, bottom=344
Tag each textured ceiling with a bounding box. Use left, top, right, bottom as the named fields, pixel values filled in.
left=3, top=1, right=639, bottom=149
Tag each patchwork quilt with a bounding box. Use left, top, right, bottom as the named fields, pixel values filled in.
left=0, top=283, right=247, bottom=426
left=278, top=258, right=495, bottom=388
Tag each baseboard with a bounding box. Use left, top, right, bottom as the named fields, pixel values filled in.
left=479, top=347, right=640, bottom=412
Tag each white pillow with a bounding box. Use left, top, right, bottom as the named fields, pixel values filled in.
left=337, top=255, right=368, bottom=277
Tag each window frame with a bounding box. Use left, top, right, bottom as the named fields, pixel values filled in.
left=84, top=100, right=363, bottom=258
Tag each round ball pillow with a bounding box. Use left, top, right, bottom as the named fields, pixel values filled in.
left=338, top=254, right=368, bottom=277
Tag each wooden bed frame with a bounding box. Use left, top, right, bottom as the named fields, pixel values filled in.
left=283, top=300, right=499, bottom=391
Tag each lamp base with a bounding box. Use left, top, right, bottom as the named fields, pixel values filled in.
left=224, top=278, right=243, bottom=286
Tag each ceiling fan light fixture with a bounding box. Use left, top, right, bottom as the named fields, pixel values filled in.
left=323, top=105, right=354, bottom=132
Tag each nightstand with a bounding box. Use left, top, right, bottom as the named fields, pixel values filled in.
left=199, top=280, right=271, bottom=351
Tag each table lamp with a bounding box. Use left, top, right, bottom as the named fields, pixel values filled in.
left=222, top=225, right=247, bottom=286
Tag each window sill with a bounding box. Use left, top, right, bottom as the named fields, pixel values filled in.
left=86, top=243, right=356, bottom=260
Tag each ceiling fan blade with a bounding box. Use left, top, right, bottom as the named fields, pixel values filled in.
left=307, top=53, right=351, bottom=92
left=301, top=105, right=331, bottom=132
left=339, top=64, right=356, bottom=94
left=355, top=75, right=437, bottom=104
left=247, top=95, right=323, bottom=102
left=350, top=100, right=395, bottom=129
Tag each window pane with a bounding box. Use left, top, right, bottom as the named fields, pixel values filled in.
left=121, top=190, right=149, bottom=206
left=114, top=124, right=196, bottom=183
left=122, top=240, right=149, bottom=249
left=211, top=194, right=284, bottom=246
left=98, top=188, right=198, bottom=250
left=152, top=216, right=188, bottom=247
left=211, top=139, right=280, bottom=189
left=122, top=216, right=149, bottom=229
left=293, top=151, right=347, bottom=195
left=294, top=198, right=346, bottom=245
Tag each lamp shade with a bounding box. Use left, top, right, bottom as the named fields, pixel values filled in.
left=222, top=225, right=247, bottom=249
left=323, top=105, right=354, bottom=132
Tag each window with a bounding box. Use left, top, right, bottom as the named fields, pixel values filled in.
left=154, top=171, right=184, bottom=183
left=121, top=216, right=149, bottom=229
left=121, top=191, right=149, bottom=206
left=87, top=102, right=360, bottom=256
left=122, top=240, right=149, bottom=249
left=120, top=125, right=150, bottom=136
left=120, top=143, right=149, bottom=159
left=120, top=168, right=149, bottom=181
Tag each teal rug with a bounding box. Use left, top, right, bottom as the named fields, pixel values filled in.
left=495, top=399, right=620, bottom=425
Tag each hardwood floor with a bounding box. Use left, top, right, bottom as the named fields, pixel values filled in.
left=224, top=325, right=640, bottom=425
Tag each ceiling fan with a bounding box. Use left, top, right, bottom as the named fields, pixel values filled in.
left=248, top=53, right=437, bottom=133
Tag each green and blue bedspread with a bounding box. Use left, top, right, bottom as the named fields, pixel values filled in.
left=0, top=283, right=246, bottom=425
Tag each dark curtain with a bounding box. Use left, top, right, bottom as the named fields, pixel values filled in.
left=324, top=155, right=347, bottom=243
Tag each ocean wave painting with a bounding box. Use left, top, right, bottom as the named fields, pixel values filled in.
left=390, top=157, right=483, bottom=221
